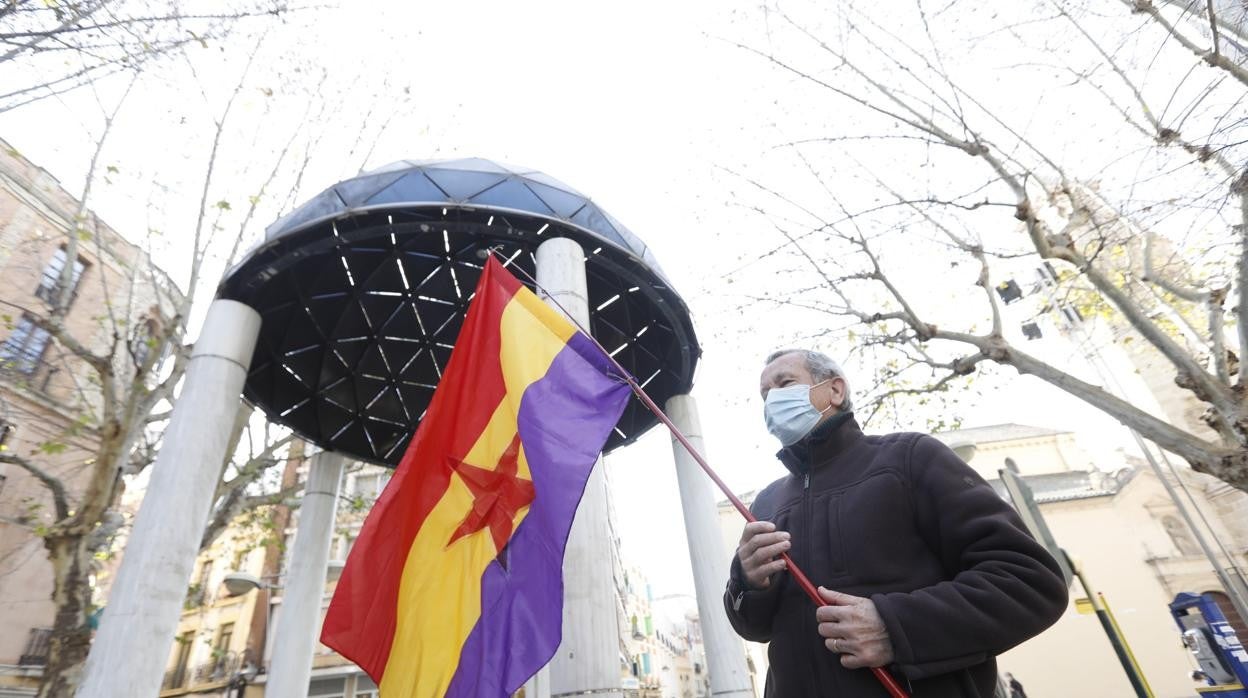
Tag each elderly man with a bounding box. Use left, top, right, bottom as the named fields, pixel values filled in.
left=724, top=349, right=1068, bottom=697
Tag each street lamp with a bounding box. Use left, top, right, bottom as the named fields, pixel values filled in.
left=948, top=439, right=977, bottom=463
left=221, top=571, right=280, bottom=697
left=222, top=573, right=271, bottom=597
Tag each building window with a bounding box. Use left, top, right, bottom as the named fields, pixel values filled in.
left=18, top=627, right=51, bottom=666
left=165, top=631, right=194, bottom=689
left=354, top=673, right=379, bottom=698
left=308, top=677, right=346, bottom=698
left=231, top=548, right=249, bottom=572
left=1162, top=515, right=1201, bottom=556
left=334, top=533, right=356, bottom=562
left=0, top=315, right=51, bottom=374
left=131, top=317, right=160, bottom=369
left=216, top=622, right=234, bottom=655
left=34, top=247, right=87, bottom=305
left=186, top=559, right=213, bottom=608
left=352, top=471, right=389, bottom=499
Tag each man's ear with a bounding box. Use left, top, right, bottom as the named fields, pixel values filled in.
left=820, top=376, right=847, bottom=411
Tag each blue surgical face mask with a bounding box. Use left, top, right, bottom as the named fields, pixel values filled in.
left=763, top=380, right=833, bottom=446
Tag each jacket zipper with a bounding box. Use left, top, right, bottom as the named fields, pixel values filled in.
left=802, top=466, right=818, bottom=693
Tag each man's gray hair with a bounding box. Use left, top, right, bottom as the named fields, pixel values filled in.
left=765, top=348, right=854, bottom=411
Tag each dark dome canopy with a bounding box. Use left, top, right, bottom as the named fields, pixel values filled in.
left=218, top=158, right=701, bottom=466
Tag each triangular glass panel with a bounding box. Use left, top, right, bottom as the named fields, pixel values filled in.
left=344, top=247, right=396, bottom=289
left=280, top=345, right=326, bottom=391
left=423, top=158, right=511, bottom=174
left=304, top=292, right=351, bottom=331
left=329, top=334, right=371, bottom=369
left=366, top=171, right=452, bottom=207
left=421, top=168, right=509, bottom=202
left=413, top=297, right=460, bottom=340
left=320, top=375, right=359, bottom=413
left=327, top=420, right=369, bottom=461
left=520, top=170, right=583, bottom=195
left=525, top=181, right=588, bottom=219
left=267, top=192, right=342, bottom=237
left=304, top=253, right=354, bottom=297
left=397, top=383, right=435, bottom=413
left=355, top=343, right=393, bottom=378
left=379, top=429, right=411, bottom=464
left=367, top=160, right=419, bottom=175
left=358, top=294, right=406, bottom=336
left=411, top=263, right=458, bottom=300
left=333, top=169, right=408, bottom=207
left=362, top=385, right=406, bottom=421
left=330, top=299, right=375, bottom=337
left=376, top=338, right=425, bottom=374
left=467, top=178, right=555, bottom=216
left=571, top=204, right=621, bottom=244
left=280, top=307, right=329, bottom=353
left=353, top=375, right=390, bottom=415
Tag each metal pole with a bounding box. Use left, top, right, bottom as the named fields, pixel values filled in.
left=666, top=394, right=753, bottom=698
left=266, top=449, right=345, bottom=697
left=1068, top=552, right=1153, bottom=698
left=537, top=238, right=622, bottom=698
left=78, top=299, right=261, bottom=698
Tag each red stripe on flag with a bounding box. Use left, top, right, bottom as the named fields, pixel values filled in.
left=320, top=258, right=522, bottom=680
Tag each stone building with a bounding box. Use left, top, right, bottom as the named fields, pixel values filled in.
left=0, top=138, right=181, bottom=697
left=935, top=424, right=1246, bottom=698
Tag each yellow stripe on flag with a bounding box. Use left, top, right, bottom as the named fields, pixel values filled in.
left=380, top=290, right=579, bottom=695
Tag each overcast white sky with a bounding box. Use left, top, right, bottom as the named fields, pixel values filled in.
left=1, top=0, right=1233, bottom=597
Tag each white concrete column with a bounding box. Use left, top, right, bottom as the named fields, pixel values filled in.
left=537, top=238, right=623, bottom=698
left=667, top=394, right=754, bottom=698
left=523, top=666, right=551, bottom=698
left=79, top=299, right=261, bottom=698
left=266, top=449, right=345, bottom=697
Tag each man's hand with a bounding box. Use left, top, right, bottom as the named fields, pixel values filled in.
left=736, top=521, right=790, bottom=589
left=815, top=586, right=895, bottom=669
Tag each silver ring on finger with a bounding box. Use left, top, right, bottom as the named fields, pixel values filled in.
left=832, top=638, right=840, bottom=653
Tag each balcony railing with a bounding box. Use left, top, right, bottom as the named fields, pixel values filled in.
left=19, top=627, right=51, bottom=666
left=190, top=652, right=242, bottom=686
left=162, top=652, right=242, bottom=690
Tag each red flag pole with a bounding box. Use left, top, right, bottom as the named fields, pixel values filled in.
left=492, top=251, right=909, bottom=698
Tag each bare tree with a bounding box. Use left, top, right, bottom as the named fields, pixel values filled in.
left=732, top=1, right=1248, bottom=486
left=0, top=0, right=293, bottom=113
left=0, top=16, right=415, bottom=690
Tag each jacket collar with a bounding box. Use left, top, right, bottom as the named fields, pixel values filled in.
left=776, top=411, right=863, bottom=476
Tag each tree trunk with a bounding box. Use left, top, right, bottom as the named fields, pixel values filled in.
left=37, top=532, right=94, bottom=698
left=1192, top=447, right=1248, bottom=492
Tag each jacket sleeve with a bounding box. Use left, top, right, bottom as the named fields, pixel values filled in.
left=723, top=496, right=784, bottom=642
left=872, top=435, right=1068, bottom=680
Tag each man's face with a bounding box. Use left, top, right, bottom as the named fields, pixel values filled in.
left=759, top=352, right=846, bottom=416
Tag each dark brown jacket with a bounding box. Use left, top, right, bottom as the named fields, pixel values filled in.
left=723, top=414, right=1067, bottom=697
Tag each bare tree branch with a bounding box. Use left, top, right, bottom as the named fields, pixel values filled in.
left=0, top=453, right=69, bottom=520
left=1128, top=0, right=1248, bottom=88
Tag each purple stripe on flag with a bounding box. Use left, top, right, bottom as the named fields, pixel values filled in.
left=445, top=332, right=631, bottom=698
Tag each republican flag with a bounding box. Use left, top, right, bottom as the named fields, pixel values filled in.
left=320, top=256, right=631, bottom=697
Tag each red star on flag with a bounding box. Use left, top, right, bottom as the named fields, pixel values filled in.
left=446, top=433, right=536, bottom=556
